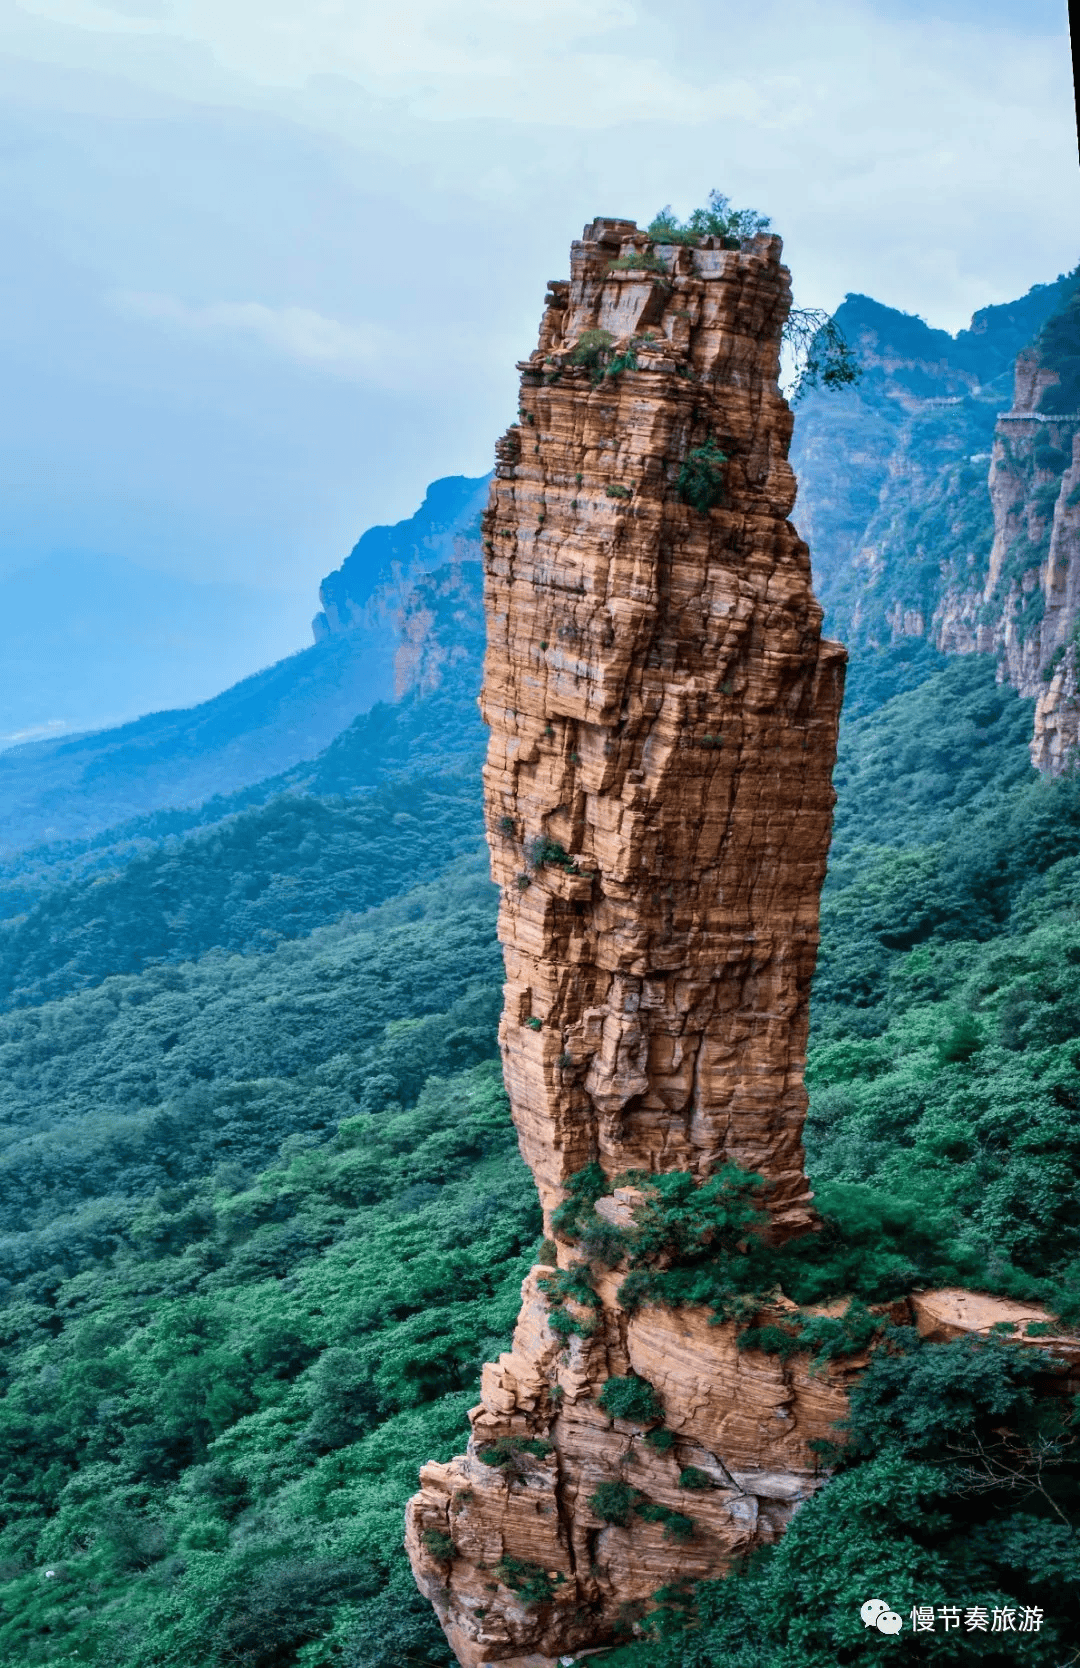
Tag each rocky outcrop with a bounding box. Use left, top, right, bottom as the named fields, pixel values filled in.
left=406, top=1274, right=862, bottom=1668
left=986, top=360, right=1080, bottom=776
left=478, top=220, right=844, bottom=1235
left=406, top=217, right=846, bottom=1665
left=313, top=474, right=490, bottom=641
left=789, top=274, right=1080, bottom=774
left=788, top=281, right=1075, bottom=657
left=312, top=473, right=489, bottom=706
left=391, top=559, right=485, bottom=701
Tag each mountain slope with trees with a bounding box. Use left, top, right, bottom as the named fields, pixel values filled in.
left=0, top=645, right=1075, bottom=1666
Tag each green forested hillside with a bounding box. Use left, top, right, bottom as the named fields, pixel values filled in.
left=0, top=1063, right=536, bottom=1668
left=0, top=773, right=484, bottom=1010
left=0, top=851, right=513, bottom=1667
left=809, top=657, right=1080, bottom=1319
left=0, top=644, right=1076, bottom=1665
left=0, top=862, right=500, bottom=1273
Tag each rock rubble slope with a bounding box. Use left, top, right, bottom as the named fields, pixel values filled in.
left=406, top=217, right=847, bottom=1666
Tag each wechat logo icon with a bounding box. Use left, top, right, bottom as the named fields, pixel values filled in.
left=862, top=1599, right=904, bottom=1635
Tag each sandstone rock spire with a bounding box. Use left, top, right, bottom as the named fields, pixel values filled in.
left=406, top=216, right=847, bottom=1666
left=482, top=217, right=844, bottom=1237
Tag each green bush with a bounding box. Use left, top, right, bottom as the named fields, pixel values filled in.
left=597, top=1374, right=664, bottom=1425
left=1034, top=442, right=1069, bottom=473
left=647, top=190, right=771, bottom=248
left=421, top=1529, right=455, bottom=1562
left=1032, top=478, right=1063, bottom=517
left=476, top=1436, right=553, bottom=1470
left=637, top=1503, right=695, bottom=1541
left=677, top=441, right=728, bottom=512
left=551, top=1163, right=609, bottom=1239
left=494, top=1557, right=560, bottom=1607
left=539, top=1263, right=600, bottom=1339
left=568, top=328, right=615, bottom=374
left=608, top=252, right=670, bottom=275
left=525, top=834, right=578, bottom=872
left=783, top=308, right=862, bottom=401
left=677, top=1467, right=712, bottom=1491
left=588, top=1481, right=639, bottom=1526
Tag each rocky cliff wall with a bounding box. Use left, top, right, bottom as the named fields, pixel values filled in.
left=406, top=217, right=847, bottom=1666
left=983, top=348, right=1080, bottom=774
left=311, top=472, right=489, bottom=709
left=789, top=274, right=1080, bottom=776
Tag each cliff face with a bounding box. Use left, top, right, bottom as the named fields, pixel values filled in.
left=313, top=474, right=490, bottom=641
left=985, top=330, right=1080, bottom=773
left=789, top=283, right=1073, bottom=650
left=406, top=218, right=846, bottom=1666
left=789, top=275, right=1080, bottom=775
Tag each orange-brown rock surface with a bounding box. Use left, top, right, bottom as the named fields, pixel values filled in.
left=405, top=217, right=847, bottom=1666
left=481, top=218, right=845, bottom=1235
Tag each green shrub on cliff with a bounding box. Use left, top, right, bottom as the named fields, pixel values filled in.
left=494, top=1557, right=561, bottom=1606
left=568, top=327, right=615, bottom=374
left=597, top=1374, right=665, bottom=1425
left=588, top=1481, right=640, bottom=1526
left=647, top=191, right=771, bottom=247
left=677, top=440, right=729, bottom=512
left=608, top=251, right=670, bottom=275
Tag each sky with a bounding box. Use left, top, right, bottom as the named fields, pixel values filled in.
left=0, top=0, right=1076, bottom=726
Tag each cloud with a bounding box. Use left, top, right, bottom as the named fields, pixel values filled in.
left=1, top=0, right=1076, bottom=607
left=0, top=719, right=69, bottom=748
left=10, top=2, right=1077, bottom=326
left=112, top=291, right=396, bottom=378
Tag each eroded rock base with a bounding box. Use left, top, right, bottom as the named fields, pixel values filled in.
left=406, top=1278, right=1078, bottom=1666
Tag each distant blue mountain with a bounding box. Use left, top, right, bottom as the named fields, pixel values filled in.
left=0, top=551, right=309, bottom=745
left=0, top=477, right=491, bottom=853
left=314, top=473, right=491, bottom=634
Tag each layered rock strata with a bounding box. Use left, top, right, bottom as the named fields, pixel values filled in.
left=931, top=348, right=1080, bottom=769
left=989, top=361, right=1080, bottom=775
left=406, top=217, right=846, bottom=1665
left=789, top=280, right=1080, bottom=775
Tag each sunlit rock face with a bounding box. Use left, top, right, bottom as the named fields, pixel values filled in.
left=480, top=219, right=845, bottom=1234
left=405, top=217, right=847, bottom=1667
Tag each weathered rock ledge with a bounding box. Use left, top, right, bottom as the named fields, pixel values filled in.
left=406, top=1278, right=1076, bottom=1668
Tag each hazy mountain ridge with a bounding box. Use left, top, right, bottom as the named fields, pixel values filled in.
left=314, top=474, right=491, bottom=641
left=790, top=270, right=1078, bottom=645
left=0, top=552, right=309, bottom=747
left=0, top=483, right=489, bottom=855
left=5, top=268, right=1074, bottom=863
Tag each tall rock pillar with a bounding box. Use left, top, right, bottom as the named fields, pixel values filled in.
left=406, top=219, right=847, bottom=1667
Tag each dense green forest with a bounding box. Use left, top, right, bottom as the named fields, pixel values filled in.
left=0, top=646, right=1077, bottom=1664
